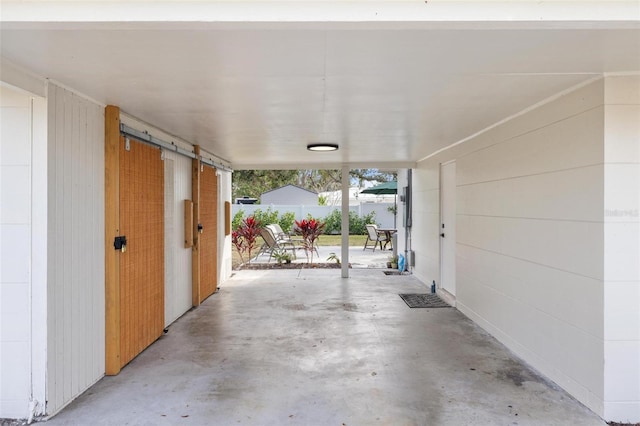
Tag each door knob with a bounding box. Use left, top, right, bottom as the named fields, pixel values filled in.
left=440, top=233, right=445, bottom=238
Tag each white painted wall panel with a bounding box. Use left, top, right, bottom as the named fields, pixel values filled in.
left=457, top=165, right=604, bottom=223
left=0, top=85, right=33, bottom=419
left=604, top=339, right=640, bottom=419
left=603, top=75, right=640, bottom=423
left=457, top=244, right=603, bottom=339
left=439, top=78, right=605, bottom=167
left=456, top=106, right=604, bottom=186
left=410, top=79, right=609, bottom=418
left=604, top=105, right=640, bottom=163
left=0, top=107, right=31, bottom=165
left=164, top=152, right=192, bottom=326
left=458, top=215, right=604, bottom=279
left=0, top=166, right=31, bottom=224
left=46, top=83, right=105, bottom=416
left=218, top=171, right=233, bottom=284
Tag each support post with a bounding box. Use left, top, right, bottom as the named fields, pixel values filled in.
left=341, top=165, right=350, bottom=278
left=104, top=105, right=121, bottom=375
left=192, top=145, right=201, bottom=306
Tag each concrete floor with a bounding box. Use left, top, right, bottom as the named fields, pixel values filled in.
left=45, top=269, right=605, bottom=426
left=252, top=244, right=394, bottom=268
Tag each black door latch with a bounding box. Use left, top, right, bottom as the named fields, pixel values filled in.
left=114, top=235, right=127, bottom=251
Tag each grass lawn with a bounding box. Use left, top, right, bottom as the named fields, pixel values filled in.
left=231, top=234, right=368, bottom=268
left=316, top=234, right=367, bottom=247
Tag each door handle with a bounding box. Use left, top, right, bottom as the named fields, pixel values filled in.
left=440, top=233, right=445, bottom=238
left=114, top=235, right=127, bottom=252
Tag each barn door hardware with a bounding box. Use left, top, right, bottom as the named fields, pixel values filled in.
left=120, top=123, right=233, bottom=172
left=114, top=235, right=127, bottom=252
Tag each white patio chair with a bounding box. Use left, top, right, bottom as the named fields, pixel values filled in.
left=363, top=224, right=389, bottom=252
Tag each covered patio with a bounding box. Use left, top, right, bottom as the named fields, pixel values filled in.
left=45, top=269, right=604, bottom=425
left=1, top=2, right=638, bottom=423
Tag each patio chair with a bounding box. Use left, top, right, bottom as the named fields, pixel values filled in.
left=267, top=224, right=295, bottom=243
left=258, top=226, right=297, bottom=262
left=364, top=224, right=389, bottom=252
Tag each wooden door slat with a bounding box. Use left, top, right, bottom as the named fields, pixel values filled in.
left=199, top=165, right=218, bottom=302
left=118, top=137, right=165, bottom=367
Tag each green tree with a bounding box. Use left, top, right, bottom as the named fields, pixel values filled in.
left=350, top=169, right=397, bottom=188
left=232, top=168, right=397, bottom=202
left=296, top=169, right=342, bottom=193
left=232, top=170, right=297, bottom=202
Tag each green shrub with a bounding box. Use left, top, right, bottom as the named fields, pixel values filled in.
left=323, top=209, right=342, bottom=234
left=251, top=207, right=279, bottom=228
left=232, top=210, right=245, bottom=231
left=352, top=211, right=377, bottom=235
left=321, top=210, right=376, bottom=235
left=278, top=211, right=296, bottom=234
left=236, top=207, right=296, bottom=234
left=235, top=207, right=376, bottom=235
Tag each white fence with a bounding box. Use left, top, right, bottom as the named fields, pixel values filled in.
left=232, top=203, right=397, bottom=229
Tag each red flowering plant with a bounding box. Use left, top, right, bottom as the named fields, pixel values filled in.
left=231, top=230, right=245, bottom=265
left=232, top=216, right=262, bottom=267
left=294, top=218, right=325, bottom=264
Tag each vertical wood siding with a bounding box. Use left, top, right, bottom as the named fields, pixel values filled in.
left=46, top=84, right=105, bottom=415
left=164, top=152, right=193, bottom=326
left=199, top=165, right=218, bottom=302
left=118, top=137, right=164, bottom=367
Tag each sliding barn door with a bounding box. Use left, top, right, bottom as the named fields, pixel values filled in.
left=118, top=136, right=165, bottom=367
left=199, top=164, right=218, bottom=303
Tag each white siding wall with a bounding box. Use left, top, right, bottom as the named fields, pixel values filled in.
left=361, top=202, right=396, bottom=229
left=46, top=83, right=105, bottom=415
left=0, top=84, right=47, bottom=420
left=603, top=75, right=640, bottom=422
left=164, top=153, right=193, bottom=326
left=218, top=170, right=233, bottom=284
left=409, top=79, right=608, bottom=417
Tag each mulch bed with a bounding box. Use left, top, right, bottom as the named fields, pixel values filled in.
left=235, top=262, right=345, bottom=270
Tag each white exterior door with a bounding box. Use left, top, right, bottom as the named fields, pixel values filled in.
left=440, top=161, right=456, bottom=296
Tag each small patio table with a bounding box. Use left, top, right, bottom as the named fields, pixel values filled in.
left=378, top=228, right=397, bottom=250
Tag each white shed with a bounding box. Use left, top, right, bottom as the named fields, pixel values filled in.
left=261, top=184, right=318, bottom=205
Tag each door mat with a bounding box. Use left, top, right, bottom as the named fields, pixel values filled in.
left=399, top=293, right=451, bottom=308
left=383, top=270, right=403, bottom=275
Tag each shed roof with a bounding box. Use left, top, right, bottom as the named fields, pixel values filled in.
left=260, top=184, right=318, bottom=196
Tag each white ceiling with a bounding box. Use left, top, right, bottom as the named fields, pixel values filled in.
left=1, top=4, right=639, bottom=169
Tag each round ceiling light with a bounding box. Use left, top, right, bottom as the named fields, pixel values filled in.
left=307, top=143, right=339, bottom=152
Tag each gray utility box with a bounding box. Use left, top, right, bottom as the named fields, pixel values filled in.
left=407, top=250, right=415, bottom=266
left=392, top=233, right=398, bottom=257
